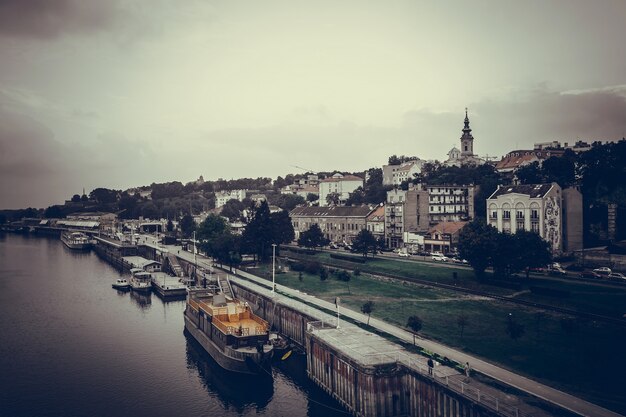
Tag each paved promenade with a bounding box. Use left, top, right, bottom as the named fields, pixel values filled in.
left=143, top=236, right=623, bottom=417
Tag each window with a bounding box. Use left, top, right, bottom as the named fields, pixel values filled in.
left=531, top=209, right=539, bottom=219
left=517, top=220, right=524, bottom=231
left=531, top=222, right=540, bottom=233
left=516, top=211, right=524, bottom=219
left=503, top=210, right=511, bottom=219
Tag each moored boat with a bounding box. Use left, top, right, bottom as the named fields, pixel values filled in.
left=129, top=268, right=152, bottom=293
left=112, top=278, right=131, bottom=290
left=61, top=231, right=92, bottom=250
left=184, top=285, right=273, bottom=375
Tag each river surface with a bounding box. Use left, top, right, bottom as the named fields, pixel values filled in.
left=0, top=234, right=347, bottom=417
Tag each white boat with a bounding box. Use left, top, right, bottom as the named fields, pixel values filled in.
left=129, top=269, right=152, bottom=293
left=61, top=231, right=92, bottom=250
left=112, top=278, right=131, bottom=290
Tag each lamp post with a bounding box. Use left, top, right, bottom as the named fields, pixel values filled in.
left=272, top=243, right=277, bottom=295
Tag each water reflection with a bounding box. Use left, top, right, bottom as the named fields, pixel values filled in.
left=129, top=290, right=151, bottom=309
left=184, top=330, right=274, bottom=412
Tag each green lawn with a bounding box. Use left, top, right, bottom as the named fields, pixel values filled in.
left=247, top=256, right=626, bottom=415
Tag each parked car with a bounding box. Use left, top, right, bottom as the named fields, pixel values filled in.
left=579, top=270, right=601, bottom=279
left=398, top=251, right=410, bottom=258
left=592, top=267, right=612, bottom=276
left=417, top=251, right=431, bottom=256
left=608, top=272, right=626, bottom=281
left=452, top=257, right=468, bottom=264
left=431, top=254, right=449, bottom=262
left=344, top=245, right=353, bottom=252
left=548, top=266, right=566, bottom=276
left=329, top=242, right=339, bottom=249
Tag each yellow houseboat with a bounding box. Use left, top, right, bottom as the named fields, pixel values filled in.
left=184, top=287, right=273, bottom=374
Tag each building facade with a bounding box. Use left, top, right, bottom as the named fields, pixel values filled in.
left=318, top=173, right=364, bottom=207
left=290, top=206, right=374, bottom=244
left=427, top=185, right=475, bottom=224
left=215, top=189, right=247, bottom=208
left=423, top=221, right=467, bottom=255
left=487, top=183, right=562, bottom=253
left=366, top=205, right=385, bottom=242
left=382, top=160, right=424, bottom=186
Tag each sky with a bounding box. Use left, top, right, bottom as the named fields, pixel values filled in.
left=1, top=0, right=626, bottom=209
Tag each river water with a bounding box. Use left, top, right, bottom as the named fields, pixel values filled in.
left=0, top=234, right=347, bottom=417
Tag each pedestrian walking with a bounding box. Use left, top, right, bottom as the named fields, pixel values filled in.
left=464, top=362, right=471, bottom=383
left=427, top=358, right=434, bottom=376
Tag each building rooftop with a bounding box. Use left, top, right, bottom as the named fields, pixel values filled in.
left=428, top=221, right=468, bottom=235
left=290, top=206, right=374, bottom=217
left=488, top=183, right=555, bottom=199
left=320, top=174, right=363, bottom=183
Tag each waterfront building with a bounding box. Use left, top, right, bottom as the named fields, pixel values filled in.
left=290, top=205, right=374, bottom=244
left=318, top=173, right=363, bottom=206
left=487, top=183, right=565, bottom=254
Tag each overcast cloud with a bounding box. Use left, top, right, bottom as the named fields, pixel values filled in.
left=1, top=0, right=625, bottom=208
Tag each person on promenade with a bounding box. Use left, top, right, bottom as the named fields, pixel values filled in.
left=464, top=362, right=471, bottom=383
left=427, top=358, right=434, bottom=376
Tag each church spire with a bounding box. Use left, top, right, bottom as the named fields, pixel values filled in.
left=460, top=108, right=474, bottom=156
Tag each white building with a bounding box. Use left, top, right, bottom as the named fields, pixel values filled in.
left=487, top=183, right=562, bottom=253
left=318, top=173, right=363, bottom=206
left=215, top=189, right=247, bottom=208
left=427, top=185, right=475, bottom=224
left=382, top=160, right=425, bottom=186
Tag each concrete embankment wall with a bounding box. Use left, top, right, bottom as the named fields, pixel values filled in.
left=230, top=279, right=495, bottom=417
left=307, top=333, right=496, bottom=417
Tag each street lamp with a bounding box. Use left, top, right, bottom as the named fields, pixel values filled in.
left=272, top=243, right=277, bottom=295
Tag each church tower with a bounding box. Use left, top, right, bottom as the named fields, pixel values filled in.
left=460, top=108, right=474, bottom=157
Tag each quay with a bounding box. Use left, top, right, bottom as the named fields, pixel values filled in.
left=95, top=235, right=624, bottom=417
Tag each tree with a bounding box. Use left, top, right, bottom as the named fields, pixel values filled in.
left=80, top=193, right=89, bottom=202
left=326, top=192, right=340, bottom=206
left=457, top=314, right=469, bottom=338
left=351, top=229, right=378, bottom=258
left=275, top=194, right=306, bottom=211
left=71, top=194, right=81, bottom=203
left=319, top=267, right=328, bottom=281
left=458, top=220, right=498, bottom=280
left=44, top=205, right=64, bottom=218
left=89, top=188, right=118, bottom=204
left=270, top=210, right=295, bottom=245
left=196, top=213, right=230, bottom=256
left=491, top=232, right=518, bottom=279
left=220, top=199, right=245, bottom=221
left=406, top=315, right=423, bottom=345
left=515, top=162, right=544, bottom=185
left=513, top=230, right=552, bottom=278
left=335, top=270, right=351, bottom=293
left=306, top=193, right=319, bottom=203
left=241, top=201, right=292, bottom=261
left=345, top=187, right=365, bottom=206
left=506, top=313, right=525, bottom=341
left=361, top=300, right=375, bottom=325
left=180, top=214, right=196, bottom=238
left=297, top=224, right=329, bottom=250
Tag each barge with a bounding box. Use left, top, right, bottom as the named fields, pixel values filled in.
left=184, top=286, right=273, bottom=374
left=61, top=231, right=92, bottom=250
